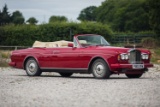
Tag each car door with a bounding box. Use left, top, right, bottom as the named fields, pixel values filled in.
left=52, top=47, right=83, bottom=69
left=38, top=48, right=58, bottom=68
left=38, top=47, right=84, bottom=69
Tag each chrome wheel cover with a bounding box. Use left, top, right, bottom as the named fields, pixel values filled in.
left=93, top=62, right=105, bottom=76
left=26, top=60, right=38, bottom=74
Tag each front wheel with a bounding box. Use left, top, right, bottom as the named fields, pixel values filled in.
left=59, top=72, right=73, bottom=77
left=91, top=59, right=111, bottom=79
left=25, top=58, right=42, bottom=76
left=125, top=73, right=143, bottom=78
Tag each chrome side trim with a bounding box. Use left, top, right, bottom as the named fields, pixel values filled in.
left=40, top=67, right=88, bottom=70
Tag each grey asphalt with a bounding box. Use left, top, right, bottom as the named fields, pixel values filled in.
left=0, top=66, right=160, bottom=107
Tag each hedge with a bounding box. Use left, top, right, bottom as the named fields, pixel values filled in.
left=0, top=22, right=113, bottom=46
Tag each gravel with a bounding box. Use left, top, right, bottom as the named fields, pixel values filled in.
left=0, top=65, right=160, bottom=107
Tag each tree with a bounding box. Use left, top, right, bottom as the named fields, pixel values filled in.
left=96, top=0, right=150, bottom=32
left=148, top=0, right=160, bottom=38
left=0, top=10, right=2, bottom=25
left=13, top=17, right=25, bottom=25
left=11, top=11, right=25, bottom=24
left=0, top=4, right=11, bottom=25
left=49, top=15, right=68, bottom=23
left=77, top=6, right=97, bottom=21
left=26, top=17, right=38, bottom=25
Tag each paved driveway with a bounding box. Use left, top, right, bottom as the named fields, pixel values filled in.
left=0, top=66, right=160, bottom=107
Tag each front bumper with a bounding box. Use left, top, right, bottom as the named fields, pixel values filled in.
left=110, top=63, right=153, bottom=70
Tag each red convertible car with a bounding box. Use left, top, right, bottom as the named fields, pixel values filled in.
left=9, top=34, right=153, bottom=79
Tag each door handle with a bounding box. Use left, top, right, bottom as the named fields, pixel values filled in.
left=53, top=50, right=60, bottom=54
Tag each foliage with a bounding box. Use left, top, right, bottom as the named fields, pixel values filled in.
left=150, top=48, right=160, bottom=63
left=49, top=16, right=68, bottom=23
left=0, top=4, right=25, bottom=25
left=93, top=0, right=151, bottom=32
left=26, top=17, right=38, bottom=25
left=0, top=51, right=10, bottom=58
left=0, top=50, right=10, bottom=67
left=147, top=0, right=160, bottom=39
left=0, top=60, right=9, bottom=67
left=12, top=17, right=25, bottom=25
left=11, top=11, right=25, bottom=24
left=141, top=37, right=157, bottom=48
left=77, top=6, right=97, bottom=21
left=0, top=22, right=112, bottom=46
left=0, top=4, right=11, bottom=25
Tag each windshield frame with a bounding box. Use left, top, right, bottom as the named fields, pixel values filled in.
left=75, top=34, right=110, bottom=48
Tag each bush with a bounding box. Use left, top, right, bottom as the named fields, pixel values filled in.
left=0, top=50, right=10, bottom=67
left=141, top=37, right=157, bottom=48
left=0, top=22, right=113, bottom=46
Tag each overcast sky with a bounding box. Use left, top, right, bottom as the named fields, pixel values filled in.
left=0, top=0, right=105, bottom=24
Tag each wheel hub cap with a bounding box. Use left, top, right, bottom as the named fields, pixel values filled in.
left=28, top=63, right=36, bottom=72
left=95, top=64, right=104, bottom=75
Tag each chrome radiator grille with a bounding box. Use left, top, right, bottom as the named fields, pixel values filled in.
left=129, top=49, right=141, bottom=64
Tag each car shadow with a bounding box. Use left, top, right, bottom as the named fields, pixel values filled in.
left=16, top=74, right=150, bottom=80
left=109, top=77, right=149, bottom=79
left=41, top=75, right=94, bottom=79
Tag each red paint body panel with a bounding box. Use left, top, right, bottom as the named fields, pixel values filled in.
left=9, top=34, right=153, bottom=74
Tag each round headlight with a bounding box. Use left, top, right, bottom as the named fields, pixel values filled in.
left=142, top=54, right=145, bottom=59
left=120, top=54, right=128, bottom=60
left=145, top=54, right=149, bottom=59
left=124, top=54, right=129, bottom=60
left=121, top=54, right=125, bottom=60
left=142, top=54, right=149, bottom=60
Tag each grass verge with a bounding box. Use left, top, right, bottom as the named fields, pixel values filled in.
left=150, top=48, right=160, bottom=64
left=0, top=50, right=11, bottom=67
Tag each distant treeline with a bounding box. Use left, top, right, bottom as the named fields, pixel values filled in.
left=0, top=0, right=159, bottom=46
left=78, top=0, right=160, bottom=38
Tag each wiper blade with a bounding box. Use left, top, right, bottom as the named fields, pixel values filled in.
left=95, top=44, right=109, bottom=46
left=83, top=44, right=109, bottom=47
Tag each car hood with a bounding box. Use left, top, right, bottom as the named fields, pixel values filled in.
left=95, top=46, right=129, bottom=53
left=88, top=46, right=147, bottom=54
left=91, top=46, right=150, bottom=54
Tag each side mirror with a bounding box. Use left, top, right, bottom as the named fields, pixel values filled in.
left=68, top=43, right=73, bottom=47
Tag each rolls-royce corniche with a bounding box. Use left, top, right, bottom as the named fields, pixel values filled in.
left=9, top=34, right=153, bottom=79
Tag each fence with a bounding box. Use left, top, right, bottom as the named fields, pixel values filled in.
left=111, top=34, right=155, bottom=44
left=0, top=46, right=30, bottom=50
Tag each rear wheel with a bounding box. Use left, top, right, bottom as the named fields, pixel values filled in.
left=25, top=58, right=42, bottom=76
left=59, top=72, right=73, bottom=77
left=91, top=59, right=111, bottom=79
left=125, top=73, right=143, bottom=78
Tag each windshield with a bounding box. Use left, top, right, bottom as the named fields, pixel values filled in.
left=77, top=35, right=110, bottom=47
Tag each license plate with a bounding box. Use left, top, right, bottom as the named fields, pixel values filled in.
left=132, top=64, right=144, bottom=69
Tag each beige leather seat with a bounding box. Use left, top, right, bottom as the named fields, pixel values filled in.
left=79, top=40, right=87, bottom=44
left=32, top=40, right=73, bottom=48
